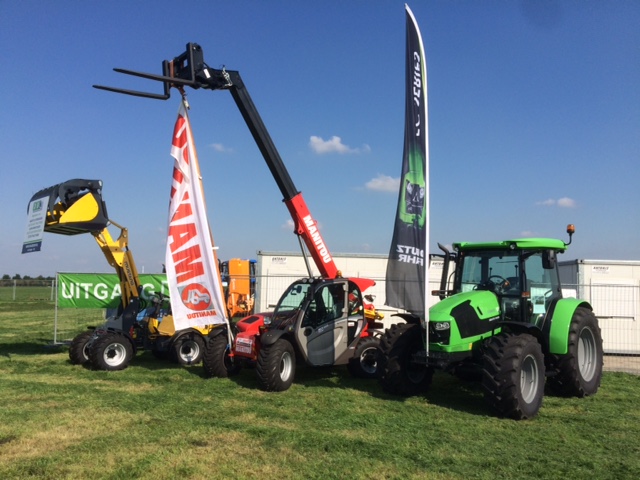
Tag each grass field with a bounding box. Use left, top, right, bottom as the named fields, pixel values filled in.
left=1, top=289, right=640, bottom=479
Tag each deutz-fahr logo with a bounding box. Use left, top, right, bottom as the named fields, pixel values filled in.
left=180, top=283, right=212, bottom=311
left=33, top=200, right=43, bottom=212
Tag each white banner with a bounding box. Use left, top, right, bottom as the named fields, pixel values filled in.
left=22, top=195, right=48, bottom=254
left=165, top=101, right=228, bottom=330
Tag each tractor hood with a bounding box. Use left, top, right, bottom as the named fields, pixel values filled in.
left=430, top=290, right=501, bottom=341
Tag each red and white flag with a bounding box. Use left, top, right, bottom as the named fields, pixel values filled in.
left=165, top=101, right=228, bottom=330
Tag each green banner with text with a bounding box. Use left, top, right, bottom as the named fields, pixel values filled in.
left=57, top=273, right=169, bottom=308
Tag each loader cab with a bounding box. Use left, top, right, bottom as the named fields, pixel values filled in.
left=453, top=246, right=563, bottom=328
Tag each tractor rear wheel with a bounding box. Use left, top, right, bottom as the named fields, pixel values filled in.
left=172, top=334, right=205, bottom=365
left=256, top=338, right=296, bottom=392
left=548, top=307, right=603, bottom=397
left=482, top=332, right=545, bottom=420
left=203, top=333, right=240, bottom=378
left=89, top=332, right=133, bottom=371
left=347, top=336, right=380, bottom=379
left=69, top=330, right=94, bottom=365
left=378, top=323, right=433, bottom=396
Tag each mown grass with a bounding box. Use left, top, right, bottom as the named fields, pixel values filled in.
left=1, top=293, right=640, bottom=479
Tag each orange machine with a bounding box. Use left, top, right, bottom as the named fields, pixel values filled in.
left=221, top=258, right=256, bottom=319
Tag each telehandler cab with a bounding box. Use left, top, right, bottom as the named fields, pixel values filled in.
left=378, top=225, right=604, bottom=419
left=94, top=43, right=385, bottom=390
left=28, top=179, right=223, bottom=370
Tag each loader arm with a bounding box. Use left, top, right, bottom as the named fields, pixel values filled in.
left=29, top=179, right=142, bottom=308
left=92, top=221, right=142, bottom=307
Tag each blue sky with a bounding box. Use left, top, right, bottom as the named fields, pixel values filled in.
left=2, top=0, right=638, bottom=277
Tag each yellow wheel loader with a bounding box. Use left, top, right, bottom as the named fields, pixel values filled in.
left=30, top=179, right=222, bottom=370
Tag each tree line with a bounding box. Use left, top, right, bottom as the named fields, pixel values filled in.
left=1, top=274, right=55, bottom=287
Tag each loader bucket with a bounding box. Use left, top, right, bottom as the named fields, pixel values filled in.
left=29, top=179, right=109, bottom=235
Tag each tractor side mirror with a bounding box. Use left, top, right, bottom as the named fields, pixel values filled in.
left=542, top=250, right=557, bottom=270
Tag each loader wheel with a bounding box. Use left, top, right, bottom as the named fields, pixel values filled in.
left=69, top=330, right=94, bottom=365
left=378, top=323, right=433, bottom=396
left=548, top=307, right=603, bottom=397
left=482, top=332, right=545, bottom=420
left=203, top=333, right=240, bottom=378
left=173, top=334, right=205, bottom=365
left=89, top=332, right=133, bottom=371
left=256, top=338, right=296, bottom=392
left=347, top=336, right=380, bottom=379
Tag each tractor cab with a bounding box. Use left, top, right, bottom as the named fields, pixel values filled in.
left=453, top=244, right=564, bottom=328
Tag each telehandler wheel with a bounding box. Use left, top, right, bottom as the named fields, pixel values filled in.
left=172, top=334, right=205, bottom=365
left=482, top=332, right=545, bottom=420
left=89, top=332, right=134, bottom=371
left=256, top=338, right=296, bottom=392
left=347, top=336, right=380, bottom=379
left=378, top=323, right=433, bottom=396
left=203, top=333, right=241, bottom=378
left=548, top=307, right=603, bottom=397
left=69, top=330, right=94, bottom=365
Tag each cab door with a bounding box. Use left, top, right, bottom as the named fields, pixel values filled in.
left=295, top=280, right=350, bottom=366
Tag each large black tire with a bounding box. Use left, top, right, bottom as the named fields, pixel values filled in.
left=256, top=338, right=296, bottom=392
left=172, top=333, right=205, bottom=365
left=378, top=323, right=433, bottom=396
left=89, top=332, right=134, bottom=371
left=347, top=336, right=380, bottom=379
left=69, top=330, right=94, bottom=365
left=482, top=332, right=545, bottom=420
left=203, top=333, right=241, bottom=378
left=548, top=307, right=603, bottom=397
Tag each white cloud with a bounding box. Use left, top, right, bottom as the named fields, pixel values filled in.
left=282, top=219, right=295, bottom=230
left=536, top=197, right=577, bottom=208
left=365, top=174, right=400, bottom=193
left=210, top=143, right=233, bottom=153
left=309, top=135, right=370, bottom=155
left=557, top=197, right=577, bottom=208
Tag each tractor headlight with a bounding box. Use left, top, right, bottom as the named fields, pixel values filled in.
left=434, top=322, right=450, bottom=331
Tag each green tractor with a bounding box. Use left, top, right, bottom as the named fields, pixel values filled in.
left=378, top=225, right=604, bottom=420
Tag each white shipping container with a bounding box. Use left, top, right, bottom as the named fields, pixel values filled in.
left=559, top=259, right=640, bottom=354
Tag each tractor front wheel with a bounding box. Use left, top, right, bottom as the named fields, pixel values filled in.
left=203, top=333, right=241, bottom=378
left=256, top=338, right=296, bottom=392
left=69, top=330, right=94, bottom=365
left=378, top=323, right=433, bottom=396
left=89, top=332, right=134, bottom=371
left=482, top=332, right=545, bottom=420
left=172, top=334, right=205, bottom=365
left=347, top=336, right=380, bottom=379
left=548, top=307, right=603, bottom=397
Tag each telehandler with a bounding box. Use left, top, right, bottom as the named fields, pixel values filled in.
left=378, top=225, right=604, bottom=419
left=94, top=43, right=385, bottom=390
left=28, top=179, right=223, bottom=370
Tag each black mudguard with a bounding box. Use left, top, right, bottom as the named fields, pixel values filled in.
left=259, top=329, right=288, bottom=347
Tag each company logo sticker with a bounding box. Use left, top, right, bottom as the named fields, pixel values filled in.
left=180, top=283, right=212, bottom=311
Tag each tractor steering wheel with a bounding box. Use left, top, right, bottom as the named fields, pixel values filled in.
left=476, top=275, right=510, bottom=293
